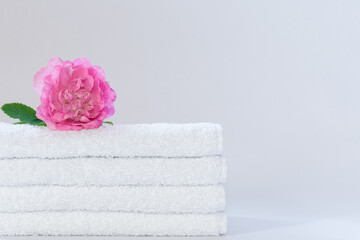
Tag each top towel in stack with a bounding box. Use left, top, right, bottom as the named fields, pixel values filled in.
left=0, top=122, right=226, bottom=236
left=0, top=122, right=223, bottom=158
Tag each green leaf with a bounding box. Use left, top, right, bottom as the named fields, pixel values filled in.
left=1, top=103, right=45, bottom=126
left=1, top=103, right=37, bottom=122
left=29, top=118, right=44, bottom=125
left=14, top=120, right=47, bottom=126
left=103, top=121, right=113, bottom=125
left=36, top=122, right=47, bottom=126
left=14, top=121, right=28, bottom=125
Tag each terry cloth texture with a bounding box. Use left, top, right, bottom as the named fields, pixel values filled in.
left=0, top=156, right=226, bottom=186
left=0, top=122, right=223, bottom=158
left=0, top=212, right=227, bottom=236
left=0, top=122, right=226, bottom=236
left=0, top=185, right=225, bottom=213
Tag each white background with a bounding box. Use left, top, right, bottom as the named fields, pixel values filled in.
left=0, top=0, right=359, bottom=239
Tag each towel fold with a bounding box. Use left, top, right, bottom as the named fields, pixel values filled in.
left=0, top=212, right=226, bottom=236
left=0, top=156, right=226, bottom=186
left=0, top=185, right=225, bottom=213
left=0, top=122, right=223, bottom=158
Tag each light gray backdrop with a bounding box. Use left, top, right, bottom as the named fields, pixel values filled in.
left=0, top=0, right=359, bottom=239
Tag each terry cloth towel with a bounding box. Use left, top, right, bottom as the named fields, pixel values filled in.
left=0, top=156, right=226, bottom=186
left=0, top=212, right=226, bottom=236
left=0, top=122, right=223, bottom=159
left=0, top=185, right=225, bottom=214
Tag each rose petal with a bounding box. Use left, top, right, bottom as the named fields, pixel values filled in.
left=72, top=58, right=91, bottom=68
left=33, top=57, right=63, bottom=95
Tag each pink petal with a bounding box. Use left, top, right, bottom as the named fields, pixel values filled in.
left=33, top=57, right=63, bottom=95
left=71, top=67, right=89, bottom=79
left=72, top=58, right=91, bottom=68
left=80, top=116, right=90, bottom=122
left=92, top=65, right=106, bottom=81
left=57, top=63, right=72, bottom=90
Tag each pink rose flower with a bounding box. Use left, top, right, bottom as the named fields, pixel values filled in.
left=33, top=57, right=116, bottom=131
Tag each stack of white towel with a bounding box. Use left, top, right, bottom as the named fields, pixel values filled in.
left=0, top=122, right=226, bottom=236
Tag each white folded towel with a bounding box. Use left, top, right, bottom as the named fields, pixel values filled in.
left=0, top=122, right=223, bottom=158
left=0, top=185, right=225, bottom=213
left=0, top=212, right=226, bottom=236
left=0, top=156, right=226, bottom=186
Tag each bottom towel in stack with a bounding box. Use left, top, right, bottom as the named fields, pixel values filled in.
left=0, top=186, right=226, bottom=236
left=0, top=212, right=226, bottom=236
